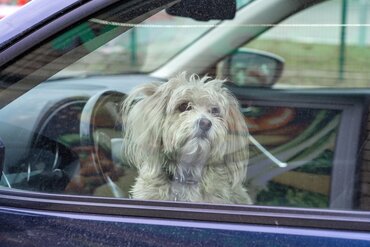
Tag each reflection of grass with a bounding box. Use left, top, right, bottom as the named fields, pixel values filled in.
left=256, top=182, right=328, bottom=208
left=247, top=39, right=370, bottom=87
left=294, top=150, right=333, bottom=175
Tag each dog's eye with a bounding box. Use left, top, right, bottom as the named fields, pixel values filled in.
left=210, top=106, right=220, bottom=116
left=178, top=102, right=192, bottom=112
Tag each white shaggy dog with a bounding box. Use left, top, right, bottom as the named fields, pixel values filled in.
left=122, top=73, right=251, bottom=204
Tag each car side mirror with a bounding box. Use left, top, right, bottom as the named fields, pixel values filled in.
left=219, top=48, right=284, bottom=87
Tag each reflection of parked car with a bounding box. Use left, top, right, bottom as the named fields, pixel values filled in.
left=0, top=0, right=28, bottom=19
left=0, top=0, right=369, bottom=245
left=0, top=5, right=19, bottom=18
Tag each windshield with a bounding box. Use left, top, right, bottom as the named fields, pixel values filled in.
left=55, top=0, right=254, bottom=78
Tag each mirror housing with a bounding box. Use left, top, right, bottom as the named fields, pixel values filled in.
left=219, top=48, right=284, bottom=87
left=166, top=0, right=236, bottom=21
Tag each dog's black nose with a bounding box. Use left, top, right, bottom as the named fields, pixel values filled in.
left=199, top=118, right=212, bottom=131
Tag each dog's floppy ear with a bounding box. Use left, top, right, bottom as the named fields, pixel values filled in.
left=223, top=90, right=249, bottom=187
left=121, top=83, right=160, bottom=115
left=122, top=83, right=168, bottom=174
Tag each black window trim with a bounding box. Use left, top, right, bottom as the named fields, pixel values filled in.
left=0, top=188, right=369, bottom=232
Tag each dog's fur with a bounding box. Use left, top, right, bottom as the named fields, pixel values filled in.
left=122, top=73, right=251, bottom=204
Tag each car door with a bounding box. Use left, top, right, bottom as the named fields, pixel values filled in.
left=0, top=0, right=369, bottom=246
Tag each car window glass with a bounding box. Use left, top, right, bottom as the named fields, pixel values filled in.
left=0, top=0, right=368, bottom=212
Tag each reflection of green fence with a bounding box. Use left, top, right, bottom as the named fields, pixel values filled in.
left=339, top=0, right=369, bottom=81
left=130, top=29, right=137, bottom=66
left=339, top=0, right=347, bottom=81
left=359, top=0, right=368, bottom=46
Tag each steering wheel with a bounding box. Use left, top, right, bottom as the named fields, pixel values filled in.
left=76, top=90, right=127, bottom=196
left=80, top=90, right=125, bottom=147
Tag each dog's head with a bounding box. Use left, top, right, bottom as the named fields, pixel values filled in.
left=122, top=73, right=249, bottom=184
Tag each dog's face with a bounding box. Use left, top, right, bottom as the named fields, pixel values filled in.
left=122, top=73, right=249, bottom=183
left=162, top=78, right=230, bottom=165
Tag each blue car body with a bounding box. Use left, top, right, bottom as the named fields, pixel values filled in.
left=1, top=207, right=369, bottom=247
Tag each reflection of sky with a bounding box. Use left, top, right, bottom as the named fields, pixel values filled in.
left=105, top=11, right=217, bottom=72
left=139, top=12, right=218, bottom=71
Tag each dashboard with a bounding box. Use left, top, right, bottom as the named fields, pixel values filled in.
left=0, top=74, right=160, bottom=194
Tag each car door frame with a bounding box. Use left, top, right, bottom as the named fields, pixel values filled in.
left=0, top=0, right=370, bottom=244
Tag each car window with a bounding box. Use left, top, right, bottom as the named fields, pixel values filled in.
left=0, top=0, right=369, bottom=213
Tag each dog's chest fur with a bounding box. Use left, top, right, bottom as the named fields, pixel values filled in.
left=130, top=163, right=252, bottom=204
left=169, top=179, right=203, bottom=201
